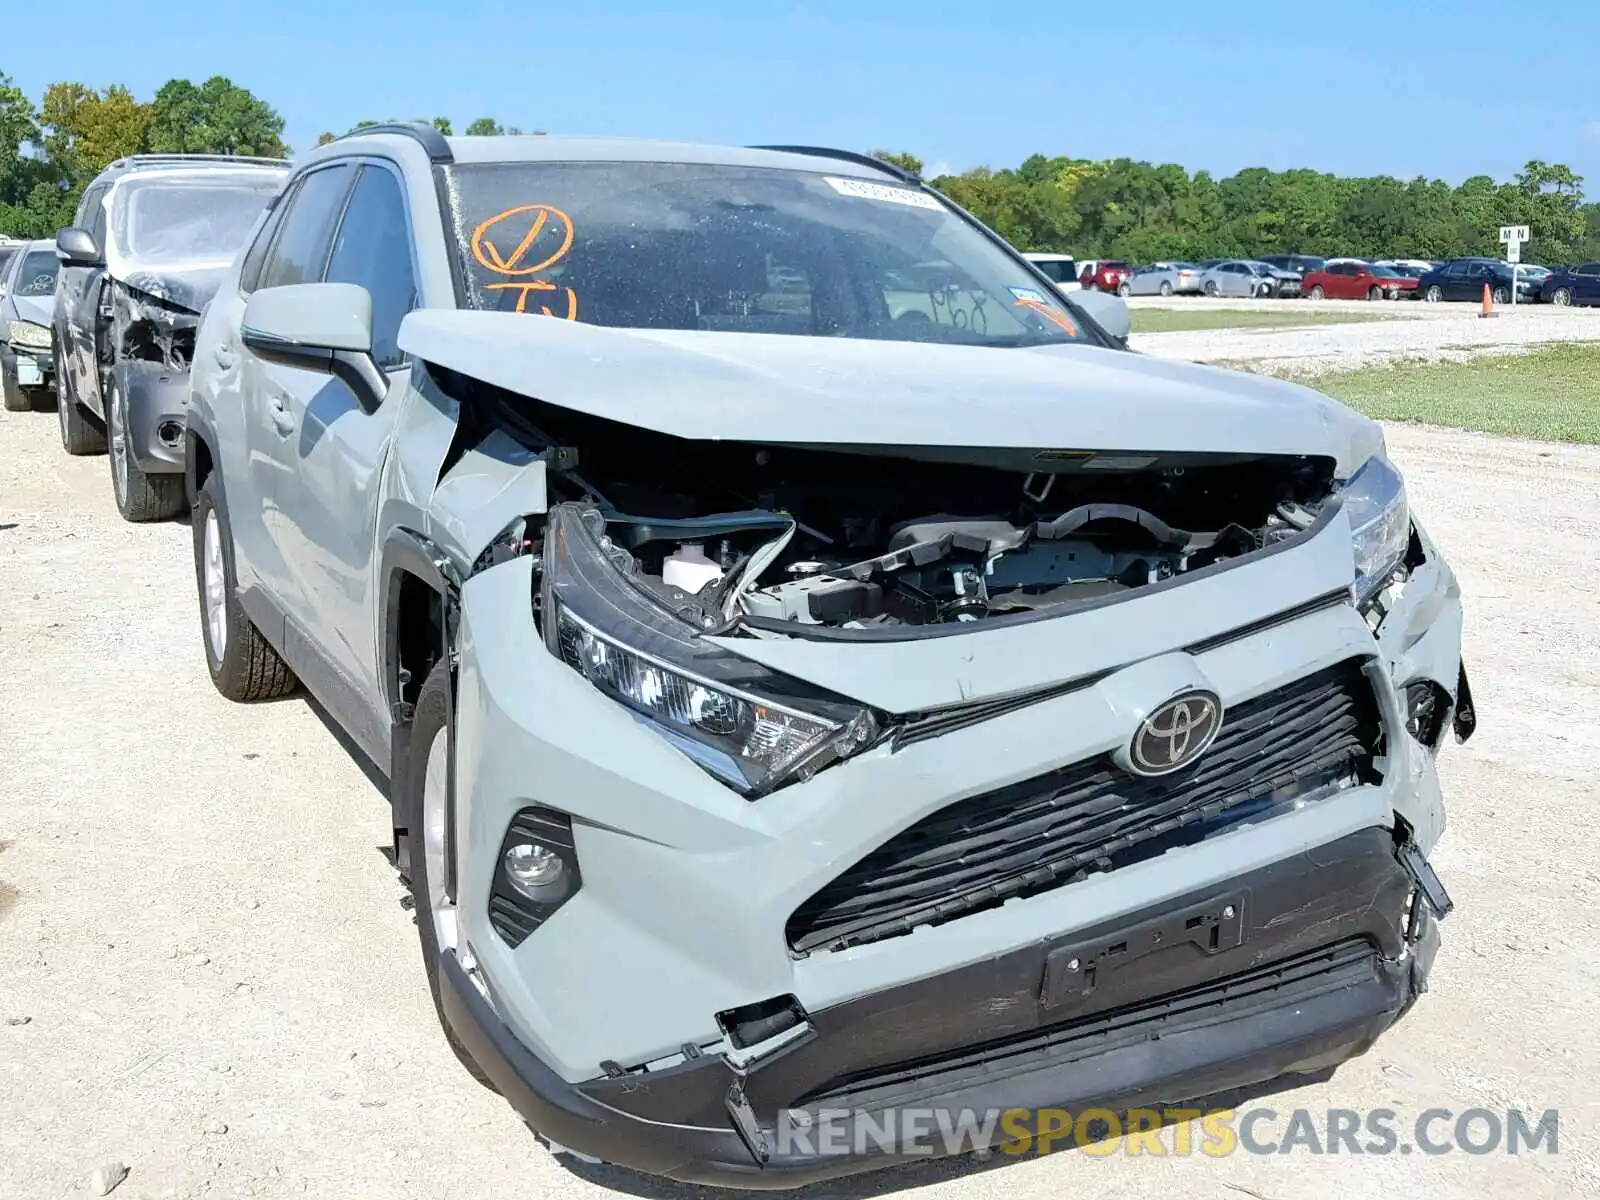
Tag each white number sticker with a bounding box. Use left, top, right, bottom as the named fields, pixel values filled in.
left=823, top=176, right=945, bottom=211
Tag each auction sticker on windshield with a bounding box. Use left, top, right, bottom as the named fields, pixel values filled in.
left=823, top=176, right=945, bottom=211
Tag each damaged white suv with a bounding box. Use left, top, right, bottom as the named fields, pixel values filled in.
left=185, top=124, right=1474, bottom=1188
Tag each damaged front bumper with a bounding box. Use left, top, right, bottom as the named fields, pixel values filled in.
left=114, top=361, right=190, bottom=473
left=438, top=505, right=1467, bottom=1187
left=1, top=341, right=53, bottom=391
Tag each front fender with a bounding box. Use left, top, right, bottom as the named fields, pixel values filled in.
left=114, top=359, right=190, bottom=474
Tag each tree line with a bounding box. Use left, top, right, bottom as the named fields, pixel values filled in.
left=874, top=150, right=1600, bottom=266
left=4, top=68, right=1595, bottom=266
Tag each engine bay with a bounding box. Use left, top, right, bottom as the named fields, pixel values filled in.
left=442, top=367, right=1340, bottom=634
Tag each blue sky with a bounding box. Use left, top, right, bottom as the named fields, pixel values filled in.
left=9, top=0, right=1598, bottom=187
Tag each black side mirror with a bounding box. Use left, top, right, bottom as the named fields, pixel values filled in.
left=56, top=227, right=103, bottom=267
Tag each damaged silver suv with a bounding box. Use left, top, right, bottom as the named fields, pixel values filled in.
left=53, top=153, right=288, bottom=520
left=185, top=124, right=1474, bottom=1189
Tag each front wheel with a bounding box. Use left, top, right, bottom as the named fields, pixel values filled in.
left=1425, top=285, right=1443, bottom=302
left=1309, top=285, right=1324, bottom=300
left=1492, top=285, right=1510, bottom=305
left=397, top=658, right=495, bottom=1089
left=2, top=357, right=31, bottom=412
left=1117, top=282, right=1131, bottom=297
left=1158, top=281, right=1173, bottom=297
left=107, top=376, right=184, bottom=522
left=1368, top=286, right=1383, bottom=301
left=192, top=478, right=297, bottom=701
left=1204, top=281, right=1218, bottom=296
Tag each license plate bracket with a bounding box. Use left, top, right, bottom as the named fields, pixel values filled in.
left=1040, top=890, right=1247, bottom=1012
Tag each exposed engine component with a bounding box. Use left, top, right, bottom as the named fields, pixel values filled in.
left=111, top=280, right=200, bottom=372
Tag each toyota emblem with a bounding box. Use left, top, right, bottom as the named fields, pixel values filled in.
left=1128, top=691, right=1223, bottom=776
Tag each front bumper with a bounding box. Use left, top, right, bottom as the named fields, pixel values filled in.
left=1, top=341, right=54, bottom=390
left=443, top=508, right=1465, bottom=1187
left=440, top=827, right=1441, bottom=1188
left=116, top=360, right=190, bottom=473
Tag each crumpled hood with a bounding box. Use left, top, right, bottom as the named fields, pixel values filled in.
left=8, top=294, right=53, bottom=327
left=109, top=262, right=228, bottom=315
left=398, top=310, right=1383, bottom=475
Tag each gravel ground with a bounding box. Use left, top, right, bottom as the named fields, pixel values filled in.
left=1128, top=300, right=1600, bottom=376
left=2, top=403, right=1598, bottom=1200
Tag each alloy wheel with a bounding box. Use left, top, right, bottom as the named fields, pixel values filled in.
left=422, top=728, right=458, bottom=955
left=109, top=382, right=129, bottom=506
left=202, top=509, right=228, bottom=663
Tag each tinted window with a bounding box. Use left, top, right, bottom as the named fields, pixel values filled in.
left=239, top=180, right=297, bottom=294
left=323, top=165, right=419, bottom=370
left=12, top=249, right=61, bottom=296
left=0, top=247, right=16, bottom=277
left=257, top=164, right=356, bottom=291
left=1579, top=263, right=1600, bottom=276
left=1034, top=260, right=1072, bottom=282
left=80, top=185, right=109, bottom=246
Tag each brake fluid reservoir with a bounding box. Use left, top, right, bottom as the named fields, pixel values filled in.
left=663, top=543, right=724, bottom=594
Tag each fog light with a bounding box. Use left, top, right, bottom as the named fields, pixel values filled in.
left=489, top=808, right=582, bottom=947
left=157, top=420, right=183, bottom=447
left=503, top=842, right=565, bottom=900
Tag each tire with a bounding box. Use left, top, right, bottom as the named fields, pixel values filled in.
left=192, top=477, right=297, bottom=702
left=2, top=358, right=29, bottom=412
left=1309, top=285, right=1324, bottom=300
left=1117, top=282, right=1131, bottom=297
left=1492, top=286, right=1509, bottom=305
left=1425, top=285, right=1442, bottom=303
left=1367, top=286, right=1383, bottom=301
left=396, top=658, right=496, bottom=1090
left=55, top=344, right=106, bottom=455
left=1550, top=287, right=1572, bottom=307
left=1203, top=281, right=1218, bottom=296
left=108, top=376, right=185, bottom=522
left=1158, top=281, right=1173, bottom=297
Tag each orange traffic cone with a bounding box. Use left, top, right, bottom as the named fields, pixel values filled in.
left=1479, top=282, right=1498, bottom=318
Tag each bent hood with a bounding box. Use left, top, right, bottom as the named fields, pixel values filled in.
left=107, top=263, right=228, bottom=315
left=9, top=293, right=53, bottom=327
left=398, top=310, right=1383, bottom=475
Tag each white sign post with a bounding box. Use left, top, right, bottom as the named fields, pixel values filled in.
left=1499, top=225, right=1530, bottom=306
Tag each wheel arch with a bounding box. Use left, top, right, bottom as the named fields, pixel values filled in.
left=185, top=408, right=220, bottom=509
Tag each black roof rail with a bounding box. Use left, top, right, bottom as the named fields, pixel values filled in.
left=748, top=145, right=919, bottom=184
left=332, top=122, right=453, bottom=164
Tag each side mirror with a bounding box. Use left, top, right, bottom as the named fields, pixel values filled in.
left=1071, top=287, right=1132, bottom=344
left=56, top=226, right=103, bottom=267
left=242, top=283, right=386, bottom=413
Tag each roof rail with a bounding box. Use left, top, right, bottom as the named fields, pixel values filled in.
left=331, top=122, right=454, bottom=164
left=110, top=153, right=289, bottom=170
left=749, top=145, right=920, bottom=184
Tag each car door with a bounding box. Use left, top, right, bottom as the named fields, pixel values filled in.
left=1225, top=263, right=1251, bottom=297
left=234, top=162, right=359, bottom=613
left=1577, top=264, right=1600, bottom=305
left=1454, top=262, right=1485, bottom=301
left=267, top=161, right=422, bottom=756
left=1332, top=264, right=1359, bottom=299
left=54, top=182, right=109, bottom=411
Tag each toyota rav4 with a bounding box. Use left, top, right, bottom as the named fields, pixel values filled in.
left=183, top=124, right=1473, bottom=1189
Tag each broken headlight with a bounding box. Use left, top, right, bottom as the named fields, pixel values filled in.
left=6, top=320, right=51, bottom=351
left=541, top=505, right=876, bottom=796
left=1343, top=454, right=1409, bottom=606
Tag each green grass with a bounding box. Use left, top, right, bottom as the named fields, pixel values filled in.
left=1130, top=307, right=1408, bottom=334
left=1308, top=342, right=1600, bottom=444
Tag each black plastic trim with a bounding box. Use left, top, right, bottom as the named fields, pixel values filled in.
left=747, top=145, right=920, bottom=183
left=334, top=122, right=454, bottom=164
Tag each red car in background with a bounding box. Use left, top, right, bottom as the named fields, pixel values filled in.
left=1079, top=260, right=1131, bottom=292
left=1300, top=261, right=1418, bottom=300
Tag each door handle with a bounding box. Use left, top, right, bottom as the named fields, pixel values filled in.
left=214, top=342, right=235, bottom=369
left=267, top=394, right=295, bottom=436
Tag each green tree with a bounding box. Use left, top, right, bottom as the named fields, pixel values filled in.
left=466, top=117, right=505, bottom=136
left=40, top=82, right=151, bottom=178
left=869, top=149, right=923, bottom=176
left=147, top=76, right=287, bottom=157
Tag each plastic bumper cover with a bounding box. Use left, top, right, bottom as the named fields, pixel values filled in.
left=118, top=360, right=189, bottom=473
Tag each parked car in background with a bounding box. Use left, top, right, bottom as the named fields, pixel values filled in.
left=1022, top=252, right=1080, bottom=291
left=1, top=239, right=62, bottom=411
left=0, top=238, right=24, bottom=280
left=1538, top=262, right=1600, bottom=306
left=1373, top=259, right=1435, bottom=274
left=1197, top=260, right=1275, bottom=298
left=1079, top=259, right=1131, bottom=292
left=1249, top=260, right=1303, bottom=298
left=52, top=152, right=290, bottom=520
left=1124, top=262, right=1202, bottom=296
left=181, top=125, right=1465, bottom=1187
left=1413, top=258, right=1535, bottom=304
left=1258, top=254, right=1326, bottom=276
left=1301, top=261, right=1417, bottom=301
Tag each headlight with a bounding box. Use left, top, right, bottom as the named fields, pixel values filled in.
left=6, top=320, right=50, bottom=350
left=541, top=505, right=877, bottom=796
left=1343, top=455, right=1409, bottom=604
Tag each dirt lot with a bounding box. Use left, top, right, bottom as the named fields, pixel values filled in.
left=2, top=401, right=1597, bottom=1199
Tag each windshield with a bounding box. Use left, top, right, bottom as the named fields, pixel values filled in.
left=112, top=174, right=284, bottom=263
left=444, top=161, right=1095, bottom=347
left=12, top=249, right=59, bottom=296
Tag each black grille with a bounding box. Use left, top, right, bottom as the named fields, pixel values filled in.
left=799, top=939, right=1377, bottom=1111
left=787, top=659, right=1383, bottom=954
